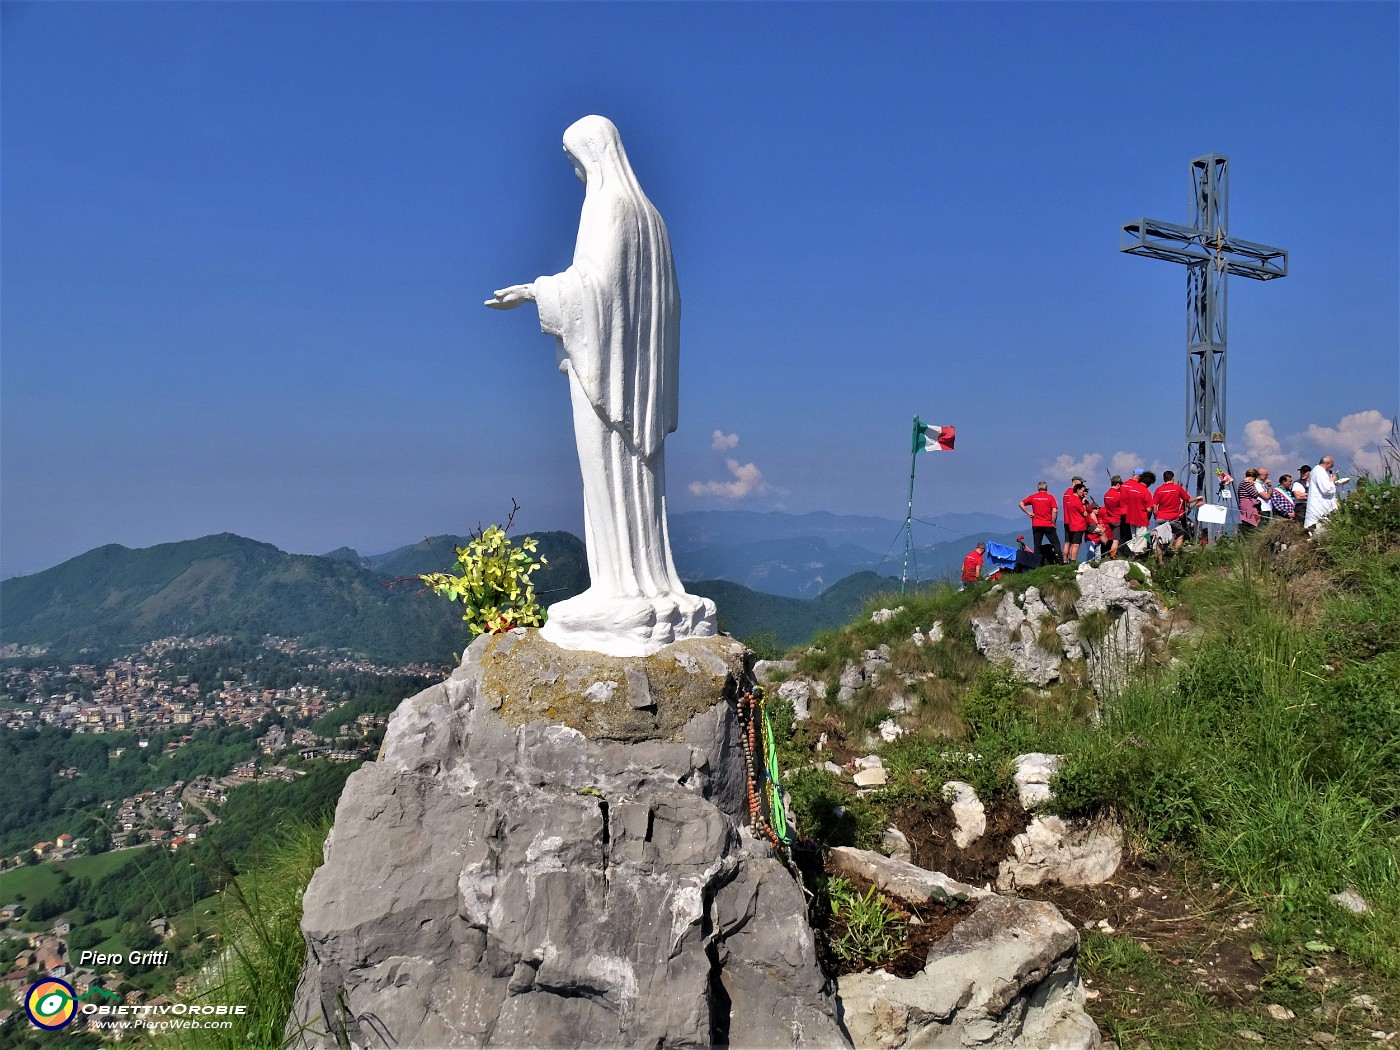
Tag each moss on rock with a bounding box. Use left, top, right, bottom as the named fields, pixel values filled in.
left=476, top=629, right=750, bottom=742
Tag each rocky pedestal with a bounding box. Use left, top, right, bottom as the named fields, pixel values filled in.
left=288, top=629, right=848, bottom=1049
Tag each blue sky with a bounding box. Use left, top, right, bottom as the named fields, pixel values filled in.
left=3, top=1, right=1397, bottom=579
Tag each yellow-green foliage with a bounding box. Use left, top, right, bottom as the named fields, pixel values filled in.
left=420, top=526, right=546, bottom=637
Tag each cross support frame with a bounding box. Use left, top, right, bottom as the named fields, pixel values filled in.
left=1122, top=154, right=1287, bottom=519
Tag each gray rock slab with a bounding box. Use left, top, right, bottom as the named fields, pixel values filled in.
left=970, top=591, right=1064, bottom=687
left=828, top=847, right=991, bottom=904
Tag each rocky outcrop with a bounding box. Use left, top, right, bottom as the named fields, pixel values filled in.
left=1072, top=561, right=1170, bottom=696
left=288, top=630, right=848, bottom=1049
left=970, top=564, right=1173, bottom=696
left=828, top=849, right=1100, bottom=1050
left=777, top=677, right=816, bottom=721
left=969, top=586, right=1064, bottom=686
left=999, top=754, right=1123, bottom=890
left=835, top=646, right=892, bottom=707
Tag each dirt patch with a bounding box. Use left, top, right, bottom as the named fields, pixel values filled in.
left=884, top=796, right=1028, bottom=887
left=1029, top=853, right=1400, bottom=1046
left=1033, top=854, right=1266, bottom=1005
left=813, top=863, right=982, bottom=979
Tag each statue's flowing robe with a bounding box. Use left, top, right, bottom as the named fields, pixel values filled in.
left=532, top=116, right=691, bottom=606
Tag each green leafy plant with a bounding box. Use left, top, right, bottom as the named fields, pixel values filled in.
left=420, top=524, right=546, bottom=637
left=927, top=884, right=970, bottom=909
left=827, top=876, right=907, bottom=965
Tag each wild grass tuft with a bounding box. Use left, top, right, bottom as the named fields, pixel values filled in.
left=151, top=819, right=329, bottom=1050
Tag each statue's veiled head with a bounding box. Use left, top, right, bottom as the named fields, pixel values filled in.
left=562, top=115, right=627, bottom=186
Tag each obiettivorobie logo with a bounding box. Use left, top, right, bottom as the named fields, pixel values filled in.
left=25, top=978, right=76, bottom=1031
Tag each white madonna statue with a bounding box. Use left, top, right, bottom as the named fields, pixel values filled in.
left=487, top=115, right=718, bottom=657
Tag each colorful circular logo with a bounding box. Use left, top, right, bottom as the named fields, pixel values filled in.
left=26, top=978, right=76, bottom=1031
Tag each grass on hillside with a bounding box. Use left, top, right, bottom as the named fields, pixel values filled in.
left=144, top=820, right=328, bottom=1050
left=770, top=481, right=1400, bottom=1043
left=126, top=483, right=1398, bottom=1048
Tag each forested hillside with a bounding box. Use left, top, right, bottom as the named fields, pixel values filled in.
left=0, top=531, right=893, bottom=661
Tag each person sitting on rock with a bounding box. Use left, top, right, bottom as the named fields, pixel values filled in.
left=960, top=542, right=986, bottom=590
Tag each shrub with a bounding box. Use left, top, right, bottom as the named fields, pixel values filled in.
left=959, top=666, right=1039, bottom=754
left=420, top=525, right=546, bottom=638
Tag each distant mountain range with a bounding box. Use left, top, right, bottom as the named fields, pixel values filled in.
left=0, top=528, right=896, bottom=662
left=665, top=509, right=1024, bottom=597
left=0, top=510, right=1021, bottom=661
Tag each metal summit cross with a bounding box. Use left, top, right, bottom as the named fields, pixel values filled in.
left=1122, top=154, right=1287, bottom=512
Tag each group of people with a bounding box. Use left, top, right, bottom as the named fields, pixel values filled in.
left=1016, top=470, right=1199, bottom=567
left=1234, top=455, right=1344, bottom=536
left=959, top=457, right=1348, bottom=586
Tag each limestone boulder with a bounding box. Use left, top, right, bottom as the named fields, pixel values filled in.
left=970, top=588, right=1063, bottom=686
left=996, top=815, right=1124, bottom=892
left=288, top=630, right=847, bottom=1049
left=1013, top=752, right=1061, bottom=810
left=828, top=848, right=1100, bottom=1050
left=941, top=781, right=987, bottom=850
left=776, top=676, right=815, bottom=721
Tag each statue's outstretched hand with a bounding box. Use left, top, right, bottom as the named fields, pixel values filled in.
left=485, top=284, right=536, bottom=309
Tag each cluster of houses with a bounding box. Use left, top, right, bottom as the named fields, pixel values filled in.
left=1, top=660, right=332, bottom=735
left=0, top=634, right=433, bottom=735
left=2, top=834, right=79, bottom=869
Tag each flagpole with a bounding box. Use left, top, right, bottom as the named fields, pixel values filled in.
left=902, top=416, right=919, bottom=594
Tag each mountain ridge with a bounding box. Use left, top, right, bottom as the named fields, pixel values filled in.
left=1, top=531, right=893, bottom=659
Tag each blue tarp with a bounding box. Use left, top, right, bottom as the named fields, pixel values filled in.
left=984, top=541, right=1019, bottom=573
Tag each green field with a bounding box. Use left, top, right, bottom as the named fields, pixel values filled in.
left=0, top=848, right=144, bottom=910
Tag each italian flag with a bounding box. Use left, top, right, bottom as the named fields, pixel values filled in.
left=912, top=419, right=956, bottom=453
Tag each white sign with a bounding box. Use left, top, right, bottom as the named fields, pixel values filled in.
left=1198, top=503, right=1228, bottom=524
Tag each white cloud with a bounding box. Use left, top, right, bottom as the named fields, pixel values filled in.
left=711, top=430, right=740, bottom=452
left=1241, top=419, right=1291, bottom=475
left=689, top=458, right=774, bottom=500
left=1305, top=409, right=1392, bottom=476
left=1044, top=453, right=1102, bottom=483
left=1109, top=451, right=1144, bottom=478
left=1236, top=410, right=1393, bottom=479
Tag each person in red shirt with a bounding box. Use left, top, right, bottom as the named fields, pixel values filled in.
left=960, top=542, right=986, bottom=589
left=1061, top=477, right=1091, bottom=564
left=1100, top=476, right=1124, bottom=559
left=1018, top=481, right=1063, bottom=563
left=1120, top=471, right=1154, bottom=555
left=1151, top=469, right=1202, bottom=560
